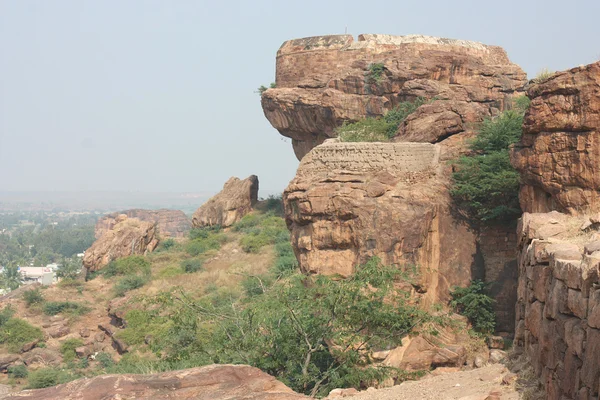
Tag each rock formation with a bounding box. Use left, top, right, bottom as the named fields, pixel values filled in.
left=83, top=215, right=158, bottom=272
left=192, top=175, right=259, bottom=228
left=514, top=213, right=600, bottom=399
left=512, top=61, right=600, bottom=399
left=95, top=209, right=191, bottom=239
left=511, top=61, right=600, bottom=214
left=262, top=34, right=526, bottom=160
left=272, top=34, right=526, bottom=308
left=3, top=364, right=307, bottom=400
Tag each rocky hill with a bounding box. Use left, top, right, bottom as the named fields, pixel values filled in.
left=266, top=34, right=526, bottom=331
left=95, top=209, right=191, bottom=240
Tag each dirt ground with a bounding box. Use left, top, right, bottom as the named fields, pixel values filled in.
left=350, top=364, right=521, bottom=400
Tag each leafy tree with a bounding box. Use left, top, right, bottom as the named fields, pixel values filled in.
left=450, top=280, right=496, bottom=334
left=56, top=258, right=81, bottom=280
left=451, top=97, right=530, bottom=222
left=0, top=265, right=21, bottom=291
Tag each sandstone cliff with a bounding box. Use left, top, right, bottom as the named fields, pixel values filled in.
left=511, top=61, right=600, bottom=214
left=511, top=61, right=600, bottom=400
left=262, top=34, right=526, bottom=160
left=95, top=209, right=191, bottom=239
left=270, top=35, right=526, bottom=311
left=192, top=175, right=259, bottom=228
left=83, top=215, right=158, bottom=272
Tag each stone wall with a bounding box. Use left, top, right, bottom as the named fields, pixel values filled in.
left=478, top=225, right=518, bottom=335
left=514, top=212, right=600, bottom=399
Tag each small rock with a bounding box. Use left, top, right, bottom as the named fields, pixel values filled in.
left=327, top=388, right=359, bottom=398
left=489, top=349, right=507, bottom=364
left=584, top=241, right=600, bottom=255
left=371, top=350, right=390, bottom=360
left=502, top=373, right=518, bottom=385
left=75, top=346, right=90, bottom=358
left=0, top=354, right=21, bottom=371
left=21, top=339, right=39, bottom=353
left=590, top=213, right=600, bottom=224
left=580, top=218, right=593, bottom=231
left=474, top=355, right=487, bottom=368
left=79, top=328, right=91, bottom=338
left=486, top=336, right=505, bottom=350
left=47, top=324, right=70, bottom=338
left=94, top=332, right=106, bottom=343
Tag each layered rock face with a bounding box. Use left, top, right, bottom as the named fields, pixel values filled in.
left=95, top=209, right=191, bottom=239
left=4, top=364, right=307, bottom=400
left=192, top=175, right=259, bottom=228
left=83, top=215, right=158, bottom=272
left=514, top=213, right=600, bottom=400
left=284, top=141, right=477, bottom=305
left=262, top=34, right=526, bottom=160
left=511, top=62, right=600, bottom=214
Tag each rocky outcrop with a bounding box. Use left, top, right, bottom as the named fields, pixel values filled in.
left=262, top=34, right=526, bottom=159
left=3, top=364, right=307, bottom=400
left=95, top=209, right=191, bottom=239
left=192, top=175, right=259, bottom=228
left=511, top=61, right=600, bottom=214
left=83, top=215, right=158, bottom=272
left=284, top=141, right=477, bottom=305
left=514, top=212, right=600, bottom=400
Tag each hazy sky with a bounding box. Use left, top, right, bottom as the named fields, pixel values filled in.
left=1, top=0, right=599, bottom=194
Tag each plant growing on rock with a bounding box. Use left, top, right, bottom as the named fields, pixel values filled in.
left=451, top=96, right=530, bottom=222
left=450, top=280, right=496, bottom=335
left=366, top=63, right=385, bottom=83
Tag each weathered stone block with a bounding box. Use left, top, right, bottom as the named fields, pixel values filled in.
left=567, top=289, right=588, bottom=318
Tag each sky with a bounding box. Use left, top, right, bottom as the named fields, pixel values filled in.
left=1, top=0, right=599, bottom=195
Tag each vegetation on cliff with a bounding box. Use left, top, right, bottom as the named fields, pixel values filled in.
left=450, top=96, right=530, bottom=222
left=450, top=280, right=496, bottom=335
left=337, top=98, right=429, bottom=142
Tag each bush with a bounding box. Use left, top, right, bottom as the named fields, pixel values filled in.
left=367, top=63, right=385, bottom=83
left=43, top=301, right=90, bottom=316
left=56, top=258, right=81, bottom=280
left=257, top=82, right=277, bottom=95
left=450, top=280, right=496, bottom=334
left=156, top=238, right=177, bottom=252
left=239, top=234, right=271, bottom=254
left=0, top=318, right=44, bottom=352
left=185, top=229, right=227, bottom=256
left=450, top=97, right=530, bottom=222
left=533, top=68, right=554, bottom=83
left=115, top=309, right=170, bottom=348
left=180, top=259, right=203, bottom=273
left=0, top=306, right=15, bottom=327
left=114, top=275, right=147, bottom=297
left=103, top=256, right=151, bottom=278
left=8, top=364, right=28, bottom=378
left=27, top=367, right=74, bottom=389
left=273, top=254, right=298, bottom=277
left=337, top=98, right=430, bottom=142
left=94, top=352, right=114, bottom=369
left=23, top=288, right=45, bottom=307
left=60, top=338, right=84, bottom=362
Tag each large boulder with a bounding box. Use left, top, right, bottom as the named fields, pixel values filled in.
left=3, top=364, right=307, bottom=400
left=192, top=175, right=259, bottom=228
left=83, top=215, right=158, bottom=272
left=511, top=61, right=600, bottom=214
left=95, top=209, right=191, bottom=239
left=262, top=34, right=526, bottom=160
left=284, top=141, right=477, bottom=305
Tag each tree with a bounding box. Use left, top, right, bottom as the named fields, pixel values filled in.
left=451, top=96, right=530, bottom=222
left=56, top=258, right=81, bottom=280
left=0, top=265, right=21, bottom=291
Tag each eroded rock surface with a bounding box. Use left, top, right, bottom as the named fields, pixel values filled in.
left=511, top=61, right=600, bottom=214
left=3, top=364, right=307, bottom=400
left=284, top=141, right=477, bottom=305
left=262, top=34, right=526, bottom=159
left=83, top=215, right=158, bottom=271
left=192, top=175, right=259, bottom=228
left=514, top=213, right=600, bottom=400
left=96, top=209, right=191, bottom=239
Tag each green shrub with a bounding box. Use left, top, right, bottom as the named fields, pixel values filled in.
left=26, top=367, right=74, bottom=389
left=450, top=280, right=496, bottom=334
left=0, top=318, right=44, bottom=352
left=60, top=338, right=84, bottom=362
left=366, top=63, right=385, bottom=83
left=232, top=213, right=262, bottom=233
left=114, top=275, right=147, bottom=297
left=115, top=309, right=170, bottom=348
left=239, top=233, right=271, bottom=253
left=185, top=229, right=228, bottom=257
left=180, top=259, right=203, bottom=273
left=273, top=254, right=298, bottom=277
left=94, top=352, right=114, bottom=369
left=23, top=288, right=45, bottom=307
left=103, top=256, right=151, bottom=278
left=450, top=97, right=530, bottom=222
left=0, top=306, right=15, bottom=327
left=257, top=82, right=277, bottom=95
left=156, top=238, right=177, bottom=252
left=56, top=259, right=81, bottom=280
left=337, top=98, right=430, bottom=142
left=43, top=301, right=90, bottom=316
left=8, top=364, right=28, bottom=378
